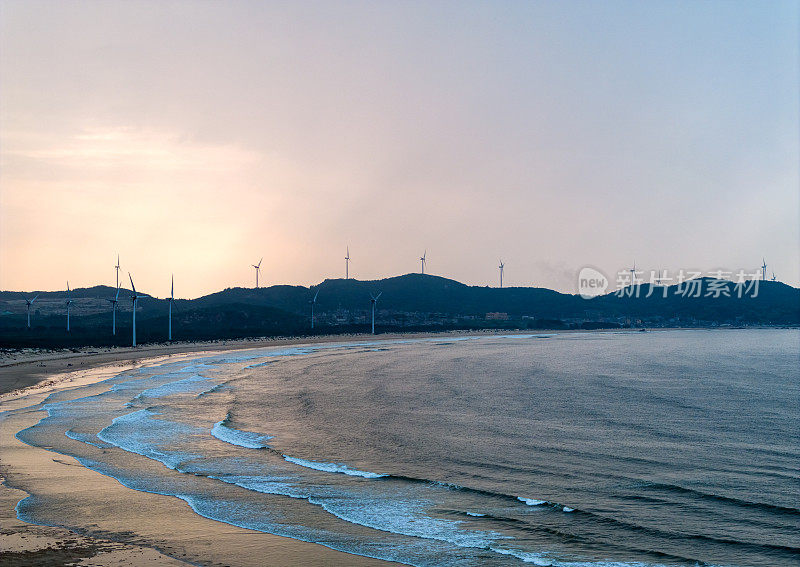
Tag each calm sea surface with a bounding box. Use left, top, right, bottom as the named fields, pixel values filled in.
left=9, top=329, right=800, bottom=566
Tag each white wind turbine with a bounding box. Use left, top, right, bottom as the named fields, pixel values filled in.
left=420, top=251, right=427, bottom=275
left=65, top=282, right=72, bottom=332
left=369, top=291, right=382, bottom=335
left=107, top=284, right=120, bottom=335
left=630, top=261, right=637, bottom=286
left=345, top=247, right=351, bottom=280
left=771, top=272, right=776, bottom=282
left=499, top=260, right=505, bottom=288
left=252, top=258, right=263, bottom=288
left=310, top=289, right=320, bottom=329
left=168, top=274, right=174, bottom=341
left=129, top=273, right=142, bottom=347
left=115, top=254, right=121, bottom=290
left=761, top=258, right=767, bottom=281
left=25, top=295, right=39, bottom=329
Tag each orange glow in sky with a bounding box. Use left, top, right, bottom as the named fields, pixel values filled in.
left=1, top=2, right=797, bottom=298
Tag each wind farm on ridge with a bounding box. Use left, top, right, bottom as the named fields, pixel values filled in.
left=2, top=250, right=796, bottom=350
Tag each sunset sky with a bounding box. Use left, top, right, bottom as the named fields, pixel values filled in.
left=1, top=1, right=797, bottom=299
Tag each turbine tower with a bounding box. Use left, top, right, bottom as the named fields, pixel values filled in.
left=499, top=260, right=504, bottom=288
left=369, top=292, right=382, bottom=335
left=345, top=247, right=350, bottom=279
left=115, top=254, right=121, bottom=290
left=129, top=273, right=141, bottom=347
left=420, top=251, right=427, bottom=275
left=310, top=289, right=319, bottom=329
left=65, top=282, right=72, bottom=332
left=25, top=295, right=39, bottom=329
left=252, top=258, right=263, bottom=288
left=761, top=258, right=767, bottom=281
left=168, top=274, right=174, bottom=341
left=108, top=284, right=120, bottom=335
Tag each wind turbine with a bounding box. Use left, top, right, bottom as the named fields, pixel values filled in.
left=115, top=254, right=121, bottom=290
left=310, top=289, right=319, bottom=329
left=129, top=273, right=141, bottom=347
left=168, top=274, right=174, bottom=341
left=420, top=251, right=427, bottom=275
left=25, top=295, right=39, bottom=329
left=65, top=282, right=72, bottom=332
left=369, top=292, right=382, bottom=335
left=630, top=261, right=637, bottom=286
left=499, top=260, right=504, bottom=288
left=252, top=258, right=263, bottom=288
left=771, top=272, right=776, bottom=282
left=761, top=258, right=767, bottom=281
left=107, top=284, right=120, bottom=335
left=345, top=247, right=350, bottom=280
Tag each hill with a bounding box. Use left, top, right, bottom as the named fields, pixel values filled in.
left=1, top=274, right=796, bottom=348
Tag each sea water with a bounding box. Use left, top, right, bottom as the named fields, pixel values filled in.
left=7, top=330, right=800, bottom=566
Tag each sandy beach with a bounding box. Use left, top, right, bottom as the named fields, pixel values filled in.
left=0, top=335, right=422, bottom=566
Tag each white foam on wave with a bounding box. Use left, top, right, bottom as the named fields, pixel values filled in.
left=65, top=429, right=113, bottom=449
left=282, top=456, right=387, bottom=478
left=97, top=409, right=203, bottom=471
left=211, top=421, right=273, bottom=449
left=466, top=511, right=486, bottom=517
left=489, top=545, right=553, bottom=565
left=518, top=497, right=548, bottom=506
left=562, top=506, right=575, bottom=513
left=136, top=375, right=214, bottom=399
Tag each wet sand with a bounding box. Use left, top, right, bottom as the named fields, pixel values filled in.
left=0, top=338, right=417, bottom=566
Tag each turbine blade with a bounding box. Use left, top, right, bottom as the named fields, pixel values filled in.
left=129, top=273, right=136, bottom=293
left=376, top=291, right=382, bottom=300
left=314, top=290, right=320, bottom=301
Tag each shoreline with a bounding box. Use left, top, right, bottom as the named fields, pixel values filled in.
left=0, top=338, right=412, bottom=567
left=0, top=329, right=559, bottom=397
left=1, top=327, right=792, bottom=565
left=1, top=325, right=789, bottom=398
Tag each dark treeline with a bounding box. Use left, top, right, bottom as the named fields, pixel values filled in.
left=1, top=274, right=797, bottom=349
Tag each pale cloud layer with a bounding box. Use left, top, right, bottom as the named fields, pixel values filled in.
left=1, top=1, right=797, bottom=298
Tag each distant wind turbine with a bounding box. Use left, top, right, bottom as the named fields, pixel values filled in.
left=499, top=260, right=504, bottom=288
left=252, top=258, right=263, bottom=288
left=310, top=289, right=319, bottom=329
left=107, top=284, right=120, bottom=335
left=761, top=258, right=767, bottom=281
left=370, top=291, right=382, bottom=335
left=25, top=295, right=39, bottom=329
left=129, top=273, right=141, bottom=347
left=65, top=282, right=72, bottom=332
left=771, top=272, right=776, bottom=282
left=345, top=247, right=350, bottom=280
left=420, top=251, right=427, bottom=275
left=630, top=261, right=637, bottom=285
left=115, top=254, right=121, bottom=290
left=168, top=274, right=174, bottom=341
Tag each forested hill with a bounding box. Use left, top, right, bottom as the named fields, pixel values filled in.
left=1, top=274, right=796, bottom=347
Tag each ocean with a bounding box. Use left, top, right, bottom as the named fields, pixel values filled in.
left=8, top=329, right=800, bottom=566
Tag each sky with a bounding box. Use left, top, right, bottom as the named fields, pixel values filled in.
left=1, top=0, right=797, bottom=299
